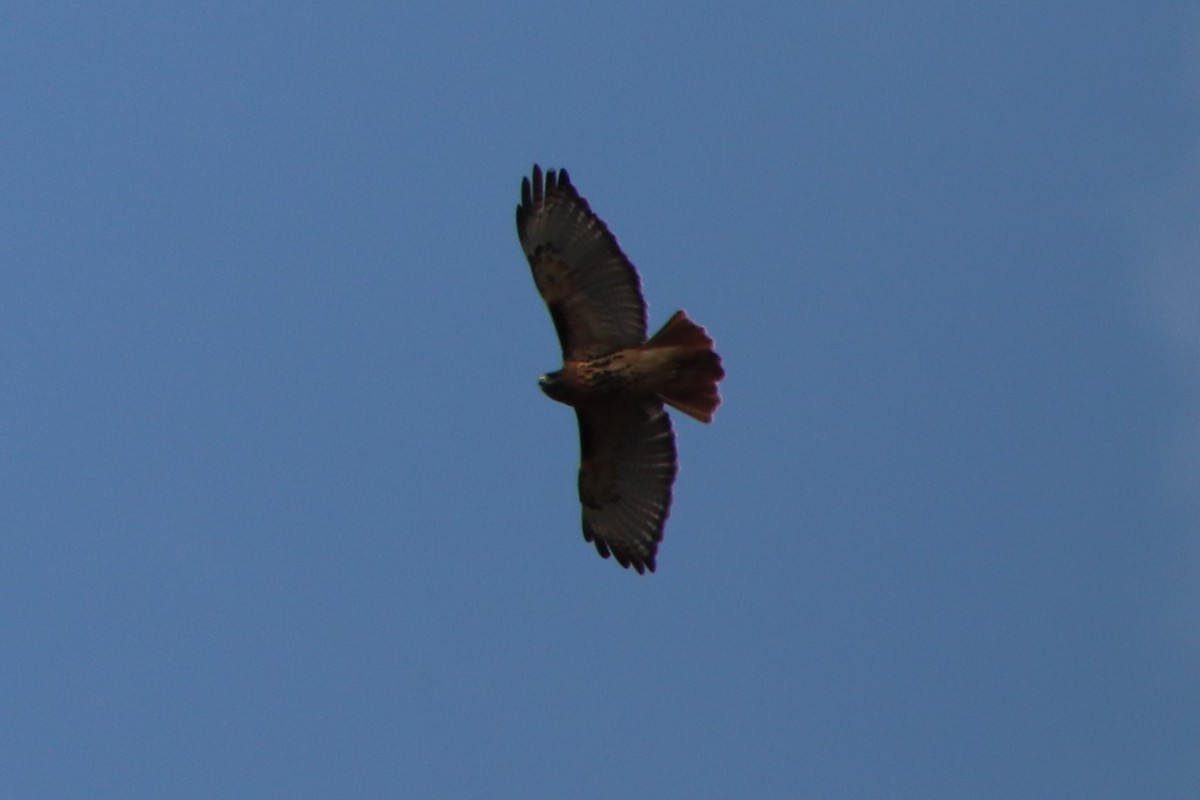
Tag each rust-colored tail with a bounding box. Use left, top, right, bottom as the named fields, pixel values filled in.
left=645, top=310, right=725, bottom=423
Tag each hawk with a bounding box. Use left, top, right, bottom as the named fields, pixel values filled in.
left=516, top=165, right=724, bottom=573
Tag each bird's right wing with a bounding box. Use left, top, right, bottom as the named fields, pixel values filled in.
left=574, top=400, right=677, bottom=574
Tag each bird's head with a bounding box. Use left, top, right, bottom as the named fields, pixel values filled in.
left=538, top=370, right=571, bottom=405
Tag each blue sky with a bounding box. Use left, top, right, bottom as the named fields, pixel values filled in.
left=3, top=2, right=1197, bottom=797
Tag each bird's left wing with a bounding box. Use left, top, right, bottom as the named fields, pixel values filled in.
left=516, top=165, right=648, bottom=360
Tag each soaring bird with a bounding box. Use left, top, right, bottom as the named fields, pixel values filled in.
left=516, top=165, right=724, bottom=573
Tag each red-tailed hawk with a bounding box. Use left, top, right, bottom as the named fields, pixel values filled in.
left=516, top=165, right=724, bottom=573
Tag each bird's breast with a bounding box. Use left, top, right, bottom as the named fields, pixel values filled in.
left=563, top=348, right=674, bottom=402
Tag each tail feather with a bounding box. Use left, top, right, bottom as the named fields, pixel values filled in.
left=646, top=309, right=715, bottom=350
left=646, top=310, right=725, bottom=423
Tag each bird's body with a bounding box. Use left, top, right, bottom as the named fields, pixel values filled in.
left=516, top=165, right=723, bottom=573
left=540, top=313, right=722, bottom=421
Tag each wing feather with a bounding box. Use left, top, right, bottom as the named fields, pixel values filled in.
left=575, top=401, right=677, bottom=574
left=516, top=165, right=648, bottom=359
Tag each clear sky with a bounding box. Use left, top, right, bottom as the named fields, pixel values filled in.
left=3, top=3, right=1197, bottom=798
